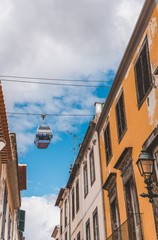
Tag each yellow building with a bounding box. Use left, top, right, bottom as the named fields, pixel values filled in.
left=96, top=0, right=158, bottom=239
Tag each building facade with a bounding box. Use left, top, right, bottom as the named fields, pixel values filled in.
left=51, top=225, right=60, bottom=240
left=0, top=83, right=27, bottom=240
left=55, top=104, right=106, bottom=240
left=96, top=0, right=158, bottom=239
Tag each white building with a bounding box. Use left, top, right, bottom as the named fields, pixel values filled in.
left=55, top=103, right=106, bottom=240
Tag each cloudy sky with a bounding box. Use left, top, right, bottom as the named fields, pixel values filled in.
left=0, top=0, right=145, bottom=239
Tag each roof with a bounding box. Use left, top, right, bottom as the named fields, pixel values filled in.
left=0, top=84, right=12, bottom=163
left=96, top=0, right=157, bottom=132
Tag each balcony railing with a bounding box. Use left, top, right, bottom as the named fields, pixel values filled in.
left=106, top=213, right=144, bottom=240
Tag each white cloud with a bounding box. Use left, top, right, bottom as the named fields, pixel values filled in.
left=0, top=0, right=145, bottom=153
left=21, top=195, right=60, bottom=240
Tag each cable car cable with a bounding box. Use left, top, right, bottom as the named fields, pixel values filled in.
left=0, top=78, right=110, bottom=88
left=0, top=74, right=109, bottom=83
left=5, top=112, right=94, bottom=117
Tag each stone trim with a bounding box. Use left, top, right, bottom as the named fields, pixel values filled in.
left=102, top=173, right=117, bottom=203
left=142, top=126, right=158, bottom=152
left=114, top=147, right=133, bottom=185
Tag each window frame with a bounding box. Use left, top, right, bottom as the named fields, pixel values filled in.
left=83, top=162, right=89, bottom=198
left=134, top=36, right=152, bottom=108
left=93, top=207, right=100, bottom=240
left=76, top=179, right=80, bottom=213
left=1, top=186, right=8, bottom=240
left=64, top=199, right=67, bottom=227
left=77, top=231, right=81, bottom=240
left=65, top=231, right=67, bottom=240
left=104, top=121, right=113, bottom=165
left=153, top=146, right=158, bottom=185
left=72, top=188, right=75, bottom=221
left=89, top=148, right=96, bottom=186
left=110, top=197, right=121, bottom=239
left=60, top=208, right=63, bottom=234
left=115, top=90, right=127, bottom=142
left=86, top=218, right=91, bottom=240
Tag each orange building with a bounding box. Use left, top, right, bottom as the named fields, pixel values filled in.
left=96, top=0, right=158, bottom=239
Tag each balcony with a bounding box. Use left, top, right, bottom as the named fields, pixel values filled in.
left=106, top=213, right=144, bottom=240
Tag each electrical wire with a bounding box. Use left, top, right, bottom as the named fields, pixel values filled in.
left=0, top=74, right=107, bottom=83
left=0, top=78, right=110, bottom=88
left=6, top=112, right=94, bottom=117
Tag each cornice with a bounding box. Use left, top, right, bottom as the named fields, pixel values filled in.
left=55, top=188, right=66, bottom=206
left=102, top=172, right=116, bottom=191
left=114, top=147, right=132, bottom=171
left=66, top=120, right=96, bottom=189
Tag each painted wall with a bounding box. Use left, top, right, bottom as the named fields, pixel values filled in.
left=98, top=2, right=158, bottom=240
left=70, top=131, right=106, bottom=239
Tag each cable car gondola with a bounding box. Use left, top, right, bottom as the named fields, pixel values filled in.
left=34, top=114, right=53, bottom=149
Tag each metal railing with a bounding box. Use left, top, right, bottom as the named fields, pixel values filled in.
left=106, top=213, right=144, bottom=240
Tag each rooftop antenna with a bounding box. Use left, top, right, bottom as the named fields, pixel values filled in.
left=66, top=131, right=78, bottom=162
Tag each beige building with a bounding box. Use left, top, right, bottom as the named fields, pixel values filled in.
left=51, top=225, right=60, bottom=240
left=0, top=84, right=27, bottom=240
left=54, top=103, right=106, bottom=240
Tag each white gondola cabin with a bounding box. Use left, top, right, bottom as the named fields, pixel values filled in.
left=34, top=115, right=53, bottom=149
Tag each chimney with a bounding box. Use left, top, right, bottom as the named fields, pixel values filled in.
left=94, top=102, right=104, bottom=115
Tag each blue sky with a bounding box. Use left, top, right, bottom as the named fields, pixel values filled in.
left=0, top=0, right=145, bottom=239
left=17, top=70, right=114, bottom=197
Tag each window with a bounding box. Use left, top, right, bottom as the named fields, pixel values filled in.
left=154, top=149, right=158, bottom=183
left=18, top=209, right=25, bottom=232
left=72, top=188, right=75, bottom=220
left=134, top=37, right=152, bottom=107
left=60, top=209, right=63, bottom=234
left=86, top=219, right=91, bottom=240
left=110, top=199, right=121, bottom=239
left=114, top=148, right=143, bottom=239
left=93, top=208, right=99, bottom=240
left=8, top=215, right=11, bottom=240
left=153, top=148, right=158, bottom=238
left=64, top=199, right=67, bottom=227
left=76, top=179, right=80, bottom=213
left=115, top=91, right=127, bottom=141
left=104, top=122, right=112, bottom=164
left=124, top=177, right=143, bottom=240
left=1, top=187, right=7, bottom=239
left=90, top=149, right=95, bottom=185
left=65, top=232, right=67, bottom=240
left=83, top=162, right=88, bottom=198
left=102, top=173, right=120, bottom=238
left=77, top=232, right=80, bottom=240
